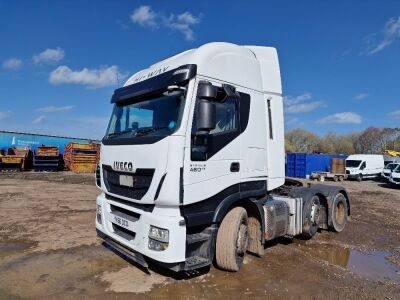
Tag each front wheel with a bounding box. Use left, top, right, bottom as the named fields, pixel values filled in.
left=216, top=207, right=248, bottom=271
left=356, top=174, right=363, bottom=182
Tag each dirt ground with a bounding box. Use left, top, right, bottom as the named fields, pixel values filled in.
left=0, top=172, right=399, bottom=299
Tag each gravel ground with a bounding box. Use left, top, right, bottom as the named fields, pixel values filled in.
left=0, top=172, right=399, bottom=299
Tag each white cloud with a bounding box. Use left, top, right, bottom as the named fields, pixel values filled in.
left=130, top=6, right=201, bottom=40
left=285, top=101, right=324, bottom=114
left=32, top=115, right=46, bottom=125
left=49, top=65, right=125, bottom=89
left=283, top=93, right=311, bottom=106
left=316, top=112, right=362, bottom=124
left=354, top=93, right=368, bottom=100
left=0, top=111, right=11, bottom=120
left=366, top=16, right=400, bottom=55
left=33, top=47, right=65, bottom=65
left=165, top=12, right=200, bottom=41
left=36, top=105, right=75, bottom=113
left=388, top=110, right=400, bottom=119
left=2, top=58, right=22, bottom=70
left=130, top=5, right=158, bottom=28
left=283, top=93, right=324, bottom=114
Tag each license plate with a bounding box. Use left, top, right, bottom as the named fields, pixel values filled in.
left=113, top=215, right=130, bottom=228
left=119, top=175, right=134, bottom=187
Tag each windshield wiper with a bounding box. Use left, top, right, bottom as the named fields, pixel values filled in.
left=136, top=126, right=170, bottom=136
left=107, top=130, right=133, bottom=138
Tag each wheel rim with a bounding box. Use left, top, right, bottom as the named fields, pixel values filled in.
left=236, top=223, right=248, bottom=256
left=335, top=201, right=345, bottom=225
left=310, top=199, right=320, bottom=224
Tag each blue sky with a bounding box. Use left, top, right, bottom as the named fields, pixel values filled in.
left=0, top=0, right=399, bottom=139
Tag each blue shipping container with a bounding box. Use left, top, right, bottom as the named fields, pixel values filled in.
left=286, top=153, right=348, bottom=178
left=0, top=131, right=100, bottom=154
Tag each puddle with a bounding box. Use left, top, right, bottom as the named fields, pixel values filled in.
left=299, top=243, right=400, bottom=283
left=0, top=241, right=37, bottom=257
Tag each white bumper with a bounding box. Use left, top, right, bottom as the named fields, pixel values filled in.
left=96, top=193, right=186, bottom=263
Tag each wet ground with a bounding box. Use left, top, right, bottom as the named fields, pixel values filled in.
left=0, top=172, right=399, bottom=299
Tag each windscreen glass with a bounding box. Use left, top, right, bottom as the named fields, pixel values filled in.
left=346, top=160, right=362, bottom=168
left=386, top=163, right=399, bottom=171
left=105, top=90, right=185, bottom=140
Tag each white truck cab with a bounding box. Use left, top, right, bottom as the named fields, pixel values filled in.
left=95, top=42, right=350, bottom=272
left=345, top=154, right=384, bottom=181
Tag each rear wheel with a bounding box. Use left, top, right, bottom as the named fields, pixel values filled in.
left=302, top=195, right=320, bottom=238
left=216, top=207, right=248, bottom=271
left=330, top=193, right=348, bottom=232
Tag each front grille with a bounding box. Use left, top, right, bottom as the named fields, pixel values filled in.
left=110, top=204, right=140, bottom=222
left=103, top=165, right=155, bottom=200
left=105, top=193, right=155, bottom=212
left=112, top=223, right=136, bottom=241
left=394, top=178, right=400, bottom=183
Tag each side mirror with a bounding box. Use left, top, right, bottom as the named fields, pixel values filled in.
left=196, top=100, right=216, bottom=134
left=197, top=81, right=218, bottom=99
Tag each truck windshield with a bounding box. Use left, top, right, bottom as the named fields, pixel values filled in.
left=105, top=90, right=185, bottom=140
left=346, top=160, right=362, bottom=168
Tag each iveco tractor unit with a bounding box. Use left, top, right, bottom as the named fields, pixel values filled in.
left=95, top=42, right=350, bottom=272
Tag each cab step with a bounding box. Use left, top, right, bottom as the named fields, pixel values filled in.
left=184, top=256, right=210, bottom=270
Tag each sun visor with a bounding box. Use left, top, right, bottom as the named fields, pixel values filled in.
left=111, top=64, right=197, bottom=104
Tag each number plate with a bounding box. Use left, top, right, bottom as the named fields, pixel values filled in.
left=119, top=175, right=134, bottom=187
left=113, top=215, right=130, bottom=228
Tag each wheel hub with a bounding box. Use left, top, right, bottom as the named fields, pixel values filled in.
left=310, top=201, right=320, bottom=224
left=236, top=223, right=248, bottom=255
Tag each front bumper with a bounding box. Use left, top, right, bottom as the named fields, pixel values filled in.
left=389, top=177, right=400, bottom=185
left=96, top=193, right=186, bottom=265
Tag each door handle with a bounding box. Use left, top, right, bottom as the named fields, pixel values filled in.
left=230, top=162, right=240, bottom=172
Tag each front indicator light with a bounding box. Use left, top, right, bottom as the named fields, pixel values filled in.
left=96, top=204, right=102, bottom=224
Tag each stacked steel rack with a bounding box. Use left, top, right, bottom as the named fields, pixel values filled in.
left=0, top=147, right=32, bottom=172
left=33, top=146, right=60, bottom=171
left=63, top=142, right=100, bottom=173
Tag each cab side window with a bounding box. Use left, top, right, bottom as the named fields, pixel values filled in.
left=209, top=97, right=238, bottom=134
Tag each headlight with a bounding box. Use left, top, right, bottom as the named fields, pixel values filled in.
left=149, top=226, right=169, bottom=243
left=96, top=204, right=102, bottom=223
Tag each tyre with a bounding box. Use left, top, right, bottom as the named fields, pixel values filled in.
left=338, top=176, right=344, bottom=182
left=356, top=174, right=362, bottom=182
left=333, top=176, right=339, bottom=182
left=330, top=193, right=348, bottom=232
left=216, top=207, right=248, bottom=271
left=302, top=195, right=320, bottom=239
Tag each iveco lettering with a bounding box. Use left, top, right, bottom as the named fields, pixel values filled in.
left=95, top=42, right=351, bottom=272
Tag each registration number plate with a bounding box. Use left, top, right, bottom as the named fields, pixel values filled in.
left=119, top=175, right=134, bottom=187
left=114, top=215, right=129, bottom=228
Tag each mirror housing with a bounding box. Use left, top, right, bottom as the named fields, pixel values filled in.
left=197, top=81, right=218, bottom=99
left=196, top=100, right=216, bottom=134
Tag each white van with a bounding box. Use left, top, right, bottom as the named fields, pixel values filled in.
left=389, top=165, right=400, bottom=187
left=382, top=162, right=400, bottom=181
left=345, top=154, right=384, bottom=181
